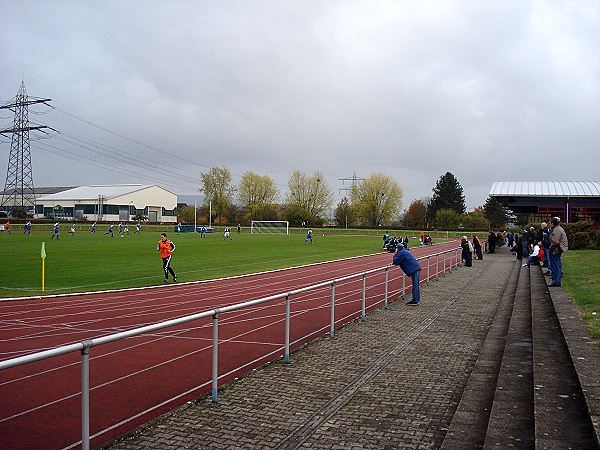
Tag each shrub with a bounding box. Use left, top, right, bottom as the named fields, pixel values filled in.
left=571, top=232, right=591, bottom=250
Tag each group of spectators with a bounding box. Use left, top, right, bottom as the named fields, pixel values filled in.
left=383, top=232, right=410, bottom=252
left=510, top=218, right=568, bottom=286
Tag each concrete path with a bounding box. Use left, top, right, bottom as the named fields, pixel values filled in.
left=107, top=248, right=599, bottom=449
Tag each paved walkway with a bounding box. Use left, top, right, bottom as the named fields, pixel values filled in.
left=105, top=248, right=592, bottom=449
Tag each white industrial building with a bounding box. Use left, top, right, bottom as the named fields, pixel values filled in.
left=35, top=184, right=177, bottom=223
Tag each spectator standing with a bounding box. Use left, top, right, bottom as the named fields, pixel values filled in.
left=461, top=236, right=473, bottom=267
left=549, top=217, right=568, bottom=287
left=521, top=230, right=530, bottom=258
left=540, top=221, right=551, bottom=271
left=487, top=230, right=497, bottom=253
left=472, top=235, right=483, bottom=260
left=507, top=231, right=514, bottom=247
left=392, top=244, right=422, bottom=305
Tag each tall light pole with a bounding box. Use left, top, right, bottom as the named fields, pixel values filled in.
left=194, top=200, right=197, bottom=232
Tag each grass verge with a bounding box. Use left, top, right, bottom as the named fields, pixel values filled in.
left=562, top=250, right=600, bottom=343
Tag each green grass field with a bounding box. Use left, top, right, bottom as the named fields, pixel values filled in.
left=0, top=229, right=419, bottom=298
left=563, top=250, right=600, bottom=344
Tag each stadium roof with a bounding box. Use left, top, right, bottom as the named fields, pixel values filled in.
left=490, top=181, right=600, bottom=197
left=0, top=186, right=76, bottom=196
left=36, top=184, right=158, bottom=201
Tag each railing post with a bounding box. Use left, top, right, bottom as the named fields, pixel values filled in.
left=449, top=249, right=452, bottom=273
left=402, top=272, right=406, bottom=298
left=443, top=250, right=446, bottom=276
left=426, top=256, right=430, bottom=286
left=211, top=312, right=219, bottom=402
left=384, top=267, right=389, bottom=310
left=435, top=254, right=439, bottom=280
left=284, top=294, right=291, bottom=363
left=330, top=283, right=336, bottom=337
left=361, top=273, right=366, bottom=320
left=81, top=342, right=92, bottom=450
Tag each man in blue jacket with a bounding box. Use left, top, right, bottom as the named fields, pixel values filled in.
left=392, top=243, right=422, bottom=305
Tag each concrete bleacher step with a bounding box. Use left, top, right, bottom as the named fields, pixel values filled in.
left=530, top=266, right=599, bottom=449
left=440, top=260, right=521, bottom=449
left=482, top=261, right=535, bottom=449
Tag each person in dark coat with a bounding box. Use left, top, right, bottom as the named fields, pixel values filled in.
left=392, top=244, right=422, bottom=305
left=472, top=235, right=483, bottom=260
left=487, top=230, right=497, bottom=253
left=461, top=236, right=473, bottom=267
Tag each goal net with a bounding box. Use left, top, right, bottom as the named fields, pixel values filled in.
left=250, top=220, right=290, bottom=235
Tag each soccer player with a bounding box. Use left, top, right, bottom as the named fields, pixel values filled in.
left=51, top=222, right=60, bottom=239
left=104, top=223, right=114, bottom=237
left=157, top=233, right=177, bottom=283
left=24, top=221, right=31, bottom=235
left=118, top=222, right=124, bottom=237
left=4, top=220, right=11, bottom=235
left=134, top=222, right=141, bottom=234
left=200, top=225, right=206, bottom=238
left=223, top=226, right=231, bottom=239
left=176, top=222, right=182, bottom=234
left=304, top=228, right=313, bottom=244
left=69, top=224, right=76, bottom=235
left=90, top=221, right=97, bottom=233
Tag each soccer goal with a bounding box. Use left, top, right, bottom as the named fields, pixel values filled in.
left=250, top=220, right=290, bottom=235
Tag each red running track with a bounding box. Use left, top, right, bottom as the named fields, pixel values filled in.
left=0, top=242, right=459, bottom=449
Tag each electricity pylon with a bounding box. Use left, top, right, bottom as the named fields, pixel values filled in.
left=0, top=81, right=52, bottom=212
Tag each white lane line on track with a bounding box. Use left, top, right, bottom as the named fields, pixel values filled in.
left=0, top=251, right=394, bottom=303
left=0, top=253, right=395, bottom=346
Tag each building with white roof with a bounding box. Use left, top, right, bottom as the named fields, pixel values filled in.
left=35, top=184, right=177, bottom=223
left=489, top=181, right=600, bottom=225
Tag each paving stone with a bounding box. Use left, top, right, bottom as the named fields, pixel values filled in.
left=105, top=249, right=599, bottom=449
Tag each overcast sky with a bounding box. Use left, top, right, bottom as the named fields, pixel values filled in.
left=1, top=1, right=599, bottom=210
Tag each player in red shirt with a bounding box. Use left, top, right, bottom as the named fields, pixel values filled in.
left=157, top=233, right=177, bottom=283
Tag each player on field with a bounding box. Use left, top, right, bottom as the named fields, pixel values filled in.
left=118, top=222, right=124, bottom=237
left=104, top=223, right=114, bottom=237
left=134, top=222, right=141, bottom=234
left=157, top=233, right=177, bottom=283
left=69, top=224, right=76, bottom=235
left=90, top=221, right=97, bottom=233
left=24, top=221, right=31, bottom=235
left=4, top=220, right=11, bottom=235
left=51, top=222, right=60, bottom=239
left=200, top=225, right=206, bottom=238
left=223, top=226, right=231, bottom=239
left=304, top=228, right=313, bottom=244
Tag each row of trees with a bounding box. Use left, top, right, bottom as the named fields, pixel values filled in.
left=181, top=167, right=404, bottom=226
left=180, top=168, right=511, bottom=229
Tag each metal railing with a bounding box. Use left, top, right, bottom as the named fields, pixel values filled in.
left=0, top=247, right=462, bottom=450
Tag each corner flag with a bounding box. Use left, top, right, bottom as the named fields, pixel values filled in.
left=41, top=242, right=46, bottom=292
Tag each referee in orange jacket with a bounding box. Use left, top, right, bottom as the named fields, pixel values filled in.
left=157, top=233, right=177, bottom=283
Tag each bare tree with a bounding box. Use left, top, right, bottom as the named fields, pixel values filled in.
left=351, top=173, right=403, bottom=227
left=200, top=167, right=235, bottom=223
left=285, top=170, right=333, bottom=223
left=238, top=171, right=279, bottom=219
